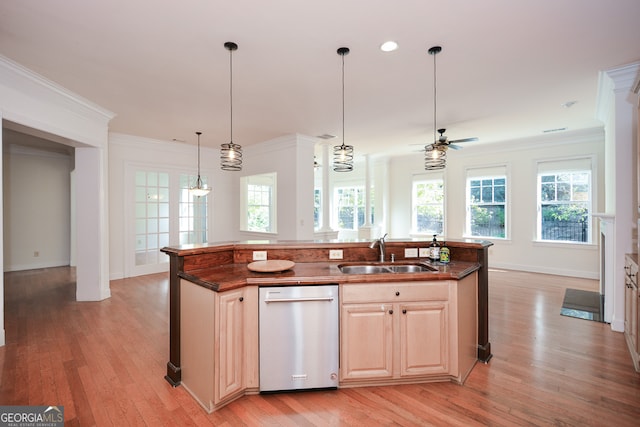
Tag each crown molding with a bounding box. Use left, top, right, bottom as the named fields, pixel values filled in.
left=0, top=54, right=115, bottom=123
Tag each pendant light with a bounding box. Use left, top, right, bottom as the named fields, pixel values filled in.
left=221, top=41, right=243, bottom=171
left=333, top=47, right=354, bottom=172
left=190, top=131, right=211, bottom=197
left=424, top=45, right=446, bottom=171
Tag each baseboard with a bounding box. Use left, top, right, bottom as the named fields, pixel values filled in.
left=4, top=261, right=71, bottom=272
left=489, top=262, right=599, bottom=280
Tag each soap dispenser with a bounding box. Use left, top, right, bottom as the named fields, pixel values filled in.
left=439, top=240, right=450, bottom=264
left=429, top=234, right=440, bottom=261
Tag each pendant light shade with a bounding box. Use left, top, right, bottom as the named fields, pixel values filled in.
left=221, top=41, right=243, bottom=171
left=424, top=144, right=446, bottom=170
left=425, top=45, right=445, bottom=171
left=190, top=131, right=211, bottom=197
left=333, top=47, right=354, bottom=172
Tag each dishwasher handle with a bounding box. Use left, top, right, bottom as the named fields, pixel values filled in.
left=263, top=295, right=335, bottom=303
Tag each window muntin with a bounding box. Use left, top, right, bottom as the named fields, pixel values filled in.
left=467, top=176, right=506, bottom=238
left=538, top=170, right=591, bottom=243
left=135, top=171, right=170, bottom=266
left=241, top=173, right=277, bottom=233
left=412, top=178, right=444, bottom=235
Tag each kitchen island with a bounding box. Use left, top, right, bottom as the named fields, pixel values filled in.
left=161, top=238, right=492, bottom=412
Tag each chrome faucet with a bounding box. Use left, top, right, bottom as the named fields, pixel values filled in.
left=369, top=233, right=388, bottom=262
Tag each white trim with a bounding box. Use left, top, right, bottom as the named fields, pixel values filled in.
left=490, top=262, right=599, bottom=280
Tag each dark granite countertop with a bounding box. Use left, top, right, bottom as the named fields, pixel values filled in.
left=179, top=259, right=480, bottom=292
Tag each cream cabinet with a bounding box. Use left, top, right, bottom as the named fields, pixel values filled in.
left=180, top=280, right=259, bottom=413
left=340, top=274, right=477, bottom=386
left=624, top=254, right=640, bottom=372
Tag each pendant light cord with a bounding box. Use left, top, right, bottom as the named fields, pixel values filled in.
left=341, top=51, right=345, bottom=148
left=197, top=131, right=202, bottom=176
left=229, top=47, right=233, bottom=145
left=433, top=50, right=437, bottom=144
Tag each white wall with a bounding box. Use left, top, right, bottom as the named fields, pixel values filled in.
left=239, top=134, right=316, bottom=241
left=388, top=128, right=605, bottom=279
left=3, top=139, right=72, bottom=271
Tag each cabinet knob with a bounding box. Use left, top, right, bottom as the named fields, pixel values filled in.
left=389, top=309, right=394, bottom=315
left=395, top=291, right=400, bottom=296
left=402, top=309, right=407, bottom=314
left=239, top=296, right=244, bottom=302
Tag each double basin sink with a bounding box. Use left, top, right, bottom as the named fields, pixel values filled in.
left=338, top=262, right=437, bottom=275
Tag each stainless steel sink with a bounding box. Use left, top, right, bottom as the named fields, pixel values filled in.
left=339, top=265, right=393, bottom=274
left=338, top=263, right=436, bottom=274
left=388, top=264, right=433, bottom=273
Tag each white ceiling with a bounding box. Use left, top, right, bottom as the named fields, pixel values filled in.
left=1, top=0, right=639, bottom=158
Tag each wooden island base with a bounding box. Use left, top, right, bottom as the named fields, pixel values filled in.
left=162, top=239, right=492, bottom=412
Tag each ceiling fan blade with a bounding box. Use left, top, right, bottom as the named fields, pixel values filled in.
left=448, top=144, right=463, bottom=150
left=449, top=137, right=479, bottom=144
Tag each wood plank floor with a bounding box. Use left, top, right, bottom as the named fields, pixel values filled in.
left=1, top=267, right=639, bottom=426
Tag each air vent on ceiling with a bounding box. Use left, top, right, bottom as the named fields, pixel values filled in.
left=316, top=134, right=336, bottom=140
left=542, top=127, right=567, bottom=134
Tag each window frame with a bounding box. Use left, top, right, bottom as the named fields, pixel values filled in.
left=240, top=172, right=278, bottom=234
left=536, top=158, right=593, bottom=244
left=410, top=173, right=445, bottom=237
left=332, top=185, right=367, bottom=231
left=464, top=166, right=508, bottom=240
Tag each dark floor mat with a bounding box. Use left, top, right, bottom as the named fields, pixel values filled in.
left=560, top=288, right=604, bottom=322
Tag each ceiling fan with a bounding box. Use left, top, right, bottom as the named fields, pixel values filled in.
left=432, top=128, right=478, bottom=150
left=423, top=46, right=478, bottom=166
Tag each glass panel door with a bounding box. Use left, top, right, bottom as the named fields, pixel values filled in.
left=135, top=171, right=170, bottom=266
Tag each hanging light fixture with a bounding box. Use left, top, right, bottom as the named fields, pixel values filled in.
left=221, top=41, right=243, bottom=171
left=424, top=45, right=445, bottom=171
left=333, top=47, right=354, bottom=172
left=190, top=131, right=211, bottom=197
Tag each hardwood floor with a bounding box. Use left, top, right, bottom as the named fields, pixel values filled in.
left=1, top=267, right=639, bottom=426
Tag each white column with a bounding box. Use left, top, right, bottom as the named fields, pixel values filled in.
left=602, top=62, right=640, bottom=332
left=75, top=146, right=111, bottom=301
left=314, top=143, right=338, bottom=239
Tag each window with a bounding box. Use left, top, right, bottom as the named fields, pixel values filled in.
left=537, top=159, right=592, bottom=243
left=135, top=171, right=170, bottom=266
left=333, top=186, right=372, bottom=230
left=412, top=176, right=444, bottom=235
left=466, top=167, right=507, bottom=238
left=179, top=174, right=208, bottom=244
left=241, top=173, right=277, bottom=233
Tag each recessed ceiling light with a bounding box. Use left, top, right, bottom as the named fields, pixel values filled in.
left=380, top=41, right=398, bottom=52
left=561, top=101, right=577, bottom=108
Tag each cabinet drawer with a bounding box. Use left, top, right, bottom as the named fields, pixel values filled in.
left=341, top=281, right=450, bottom=303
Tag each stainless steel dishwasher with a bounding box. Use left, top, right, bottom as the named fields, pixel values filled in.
left=259, top=284, right=339, bottom=392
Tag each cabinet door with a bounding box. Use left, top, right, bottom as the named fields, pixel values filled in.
left=399, top=302, right=449, bottom=376
left=341, top=303, right=393, bottom=380
left=215, top=288, right=245, bottom=403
